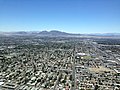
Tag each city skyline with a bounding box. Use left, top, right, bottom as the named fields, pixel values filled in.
left=0, top=0, right=120, bottom=34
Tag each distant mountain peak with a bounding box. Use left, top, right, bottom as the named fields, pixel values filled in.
left=39, top=30, right=69, bottom=36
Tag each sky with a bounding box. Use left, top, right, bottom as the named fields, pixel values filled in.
left=0, top=0, right=120, bottom=34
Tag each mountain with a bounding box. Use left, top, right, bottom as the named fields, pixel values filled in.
left=86, top=33, right=120, bottom=36
left=38, top=30, right=71, bottom=36
left=0, top=30, right=120, bottom=38
left=13, top=31, right=28, bottom=34
left=0, top=30, right=73, bottom=37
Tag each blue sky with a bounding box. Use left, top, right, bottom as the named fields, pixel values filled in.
left=0, top=0, right=120, bottom=33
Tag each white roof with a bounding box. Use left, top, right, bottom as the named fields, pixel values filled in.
left=107, top=60, right=117, bottom=63
left=31, top=77, right=36, bottom=80
left=0, top=82, right=4, bottom=85
left=77, top=53, right=86, bottom=56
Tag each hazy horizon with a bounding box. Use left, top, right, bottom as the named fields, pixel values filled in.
left=1, top=30, right=120, bottom=35
left=0, top=0, right=120, bottom=34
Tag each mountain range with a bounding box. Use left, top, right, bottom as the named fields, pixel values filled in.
left=0, top=30, right=120, bottom=38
